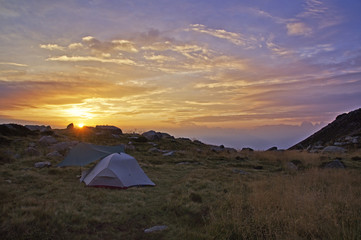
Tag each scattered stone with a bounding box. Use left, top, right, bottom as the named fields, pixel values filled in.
left=112, top=134, right=120, bottom=138
left=163, top=151, right=175, bottom=156
left=148, top=147, right=162, bottom=153
left=25, top=147, right=40, bottom=156
left=144, top=225, right=168, bottom=233
left=5, top=179, right=12, bottom=184
left=46, top=151, right=63, bottom=158
left=323, top=159, right=345, bottom=169
left=39, top=136, right=57, bottom=146
left=232, top=169, right=249, bottom=175
left=176, top=161, right=191, bottom=165
left=322, top=146, right=346, bottom=153
left=34, top=161, right=51, bottom=168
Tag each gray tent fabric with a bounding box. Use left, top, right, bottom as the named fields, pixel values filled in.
left=81, top=152, right=155, bottom=188
left=58, top=142, right=124, bottom=167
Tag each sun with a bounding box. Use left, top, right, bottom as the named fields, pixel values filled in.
left=77, top=123, right=84, bottom=128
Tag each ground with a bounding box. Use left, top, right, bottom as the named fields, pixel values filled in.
left=1, top=128, right=361, bottom=239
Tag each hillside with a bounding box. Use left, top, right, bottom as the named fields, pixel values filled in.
left=1, top=123, right=361, bottom=239
left=289, top=108, right=361, bottom=150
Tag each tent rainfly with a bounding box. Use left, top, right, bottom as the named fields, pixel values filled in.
left=80, top=153, right=155, bottom=188
left=58, top=142, right=124, bottom=167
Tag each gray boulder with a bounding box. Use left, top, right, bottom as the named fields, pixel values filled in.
left=323, top=159, right=345, bottom=169
left=34, top=161, right=51, bottom=168
left=322, top=146, right=346, bottom=153
left=142, top=130, right=173, bottom=141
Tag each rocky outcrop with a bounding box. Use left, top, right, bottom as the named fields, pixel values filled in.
left=289, top=108, right=361, bottom=150
left=142, top=130, right=173, bottom=141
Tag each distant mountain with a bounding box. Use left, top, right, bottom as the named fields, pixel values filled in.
left=289, top=108, right=361, bottom=150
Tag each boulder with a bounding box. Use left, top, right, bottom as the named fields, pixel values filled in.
left=322, top=146, right=346, bottom=153
left=142, top=130, right=173, bottom=141
left=323, top=159, right=345, bottom=169
left=39, top=136, right=57, bottom=146
left=34, top=161, right=51, bottom=168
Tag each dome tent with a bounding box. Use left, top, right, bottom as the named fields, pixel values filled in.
left=80, top=153, right=155, bottom=188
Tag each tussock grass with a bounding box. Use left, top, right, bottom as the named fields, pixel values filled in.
left=1, top=131, right=361, bottom=239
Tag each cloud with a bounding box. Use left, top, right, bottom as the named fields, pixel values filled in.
left=187, top=24, right=258, bottom=49
left=298, top=44, right=334, bottom=58
left=286, top=22, right=312, bottom=36
left=68, top=42, right=83, bottom=49
left=39, top=44, right=65, bottom=51
left=46, top=55, right=136, bottom=65
left=81, top=36, right=138, bottom=53
left=0, top=62, right=28, bottom=67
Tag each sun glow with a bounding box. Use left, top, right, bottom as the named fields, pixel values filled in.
left=77, top=123, right=84, bottom=128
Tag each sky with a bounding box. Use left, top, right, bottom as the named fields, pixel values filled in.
left=0, top=0, right=360, bottom=149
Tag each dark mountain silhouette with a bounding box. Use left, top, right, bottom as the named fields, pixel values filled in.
left=289, top=108, right=361, bottom=150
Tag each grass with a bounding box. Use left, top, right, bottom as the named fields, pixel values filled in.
left=1, top=129, right=361, bottom=239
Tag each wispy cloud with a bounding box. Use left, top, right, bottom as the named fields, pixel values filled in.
left=46, top=55, right=136, bottom=65
left=0, top=62, right=28, bottom=67
left=186, top=24, right=258, bottom=49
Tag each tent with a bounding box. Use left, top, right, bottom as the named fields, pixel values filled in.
left=80, top=153, right=155, bottom=188
left=58, top=143, right=124, bottom=167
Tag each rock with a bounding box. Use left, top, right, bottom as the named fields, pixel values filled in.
left=323, top=159, right=345, bottom=169
left=39, top=136, right=57, bottom=146
left=5, top=179, right=12, bottom=184
left=163, top=151, right=175, bottom=156
left=34, top=161, right=51, bottom=168
left=266, top=146, right=278, bottom=151
left=25, top=147, right=40, bottom=156
left=46, top=151, right=63, bottom=158
left=67, top=123, right=74, bottom=129
left=144, top=225, right=168, bottom=233
left=142, top=130, right=173, bottom=141
left=148, top=147, right=162, bottom=153
left=322, top=146, right=346, bottom=153
left=96, top=125, right=123, bottom=134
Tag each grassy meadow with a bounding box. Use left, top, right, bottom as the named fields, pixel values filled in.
left=1, top=128, right=361, bottom=239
